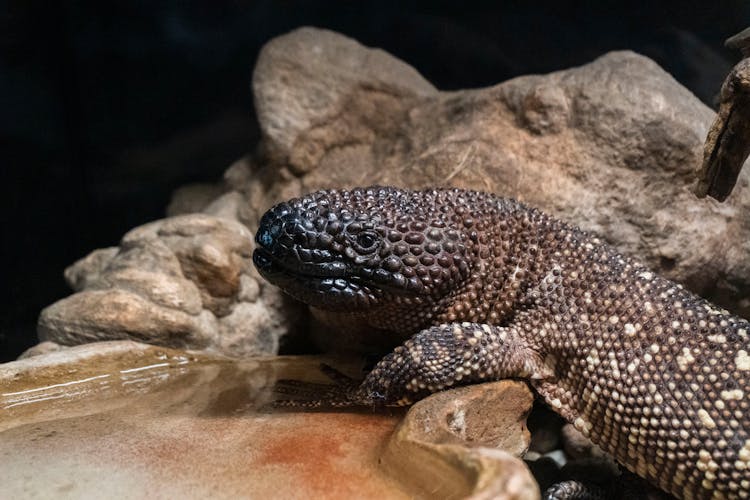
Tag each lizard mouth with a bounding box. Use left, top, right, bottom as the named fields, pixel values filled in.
left=252, top=247, right=379, bottom=309
left=252, top=247, right=347, bottom=279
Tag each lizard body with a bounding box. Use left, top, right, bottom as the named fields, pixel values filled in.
left=253, top=186, right=750, bottom=499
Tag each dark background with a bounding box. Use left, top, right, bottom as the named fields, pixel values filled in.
left=1, top=1, right=748, bottom=361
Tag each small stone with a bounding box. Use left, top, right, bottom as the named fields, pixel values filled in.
left=17, top=341, right=65, bottom=359
left=404, top=380, right=533, bottom=454
left=384, top=380, right=539, bottom=499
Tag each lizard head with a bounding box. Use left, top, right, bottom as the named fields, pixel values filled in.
left=253, top=186, right=477, bottom=322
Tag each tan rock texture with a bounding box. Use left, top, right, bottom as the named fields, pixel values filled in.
left=36, top=26, right=750, bottom=357
left=38, top=214, right=304, bottom=357
left=383, top=380, right=539, bottom=500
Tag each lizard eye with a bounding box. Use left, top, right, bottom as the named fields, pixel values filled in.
left=356, top=231, right=379, bottom=251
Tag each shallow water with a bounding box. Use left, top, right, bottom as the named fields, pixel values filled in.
left=0, top=349, right=409, bottom=499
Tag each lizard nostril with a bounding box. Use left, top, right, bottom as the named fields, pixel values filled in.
left=256, top=219, right=282, bottom=248
left=257, top=228, right=273, bottom=248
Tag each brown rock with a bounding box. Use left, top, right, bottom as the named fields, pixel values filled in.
left=253, top=27, right=437, bottom=162
left=401, top=380, right=533, bottom=453
left=64, top=247, right=118, bottom=292
left=166, top=182, right=225, bottom=216
left=17, top=341, right=65, bottom=359
left=202, top=191, right=245, bottom=221
left=38, top=214, right=304, bottom=357
left=38, top=288, right=216, bottom=349
left=383, top=380, right=539, bottom=499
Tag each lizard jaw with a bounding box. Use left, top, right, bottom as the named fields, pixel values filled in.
left=252, top=247, right=381, bottom=310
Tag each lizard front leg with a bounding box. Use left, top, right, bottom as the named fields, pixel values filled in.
left=349, top=322, right=549, bottom=406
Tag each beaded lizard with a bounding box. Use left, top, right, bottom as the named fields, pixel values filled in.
left=253, top=186, right=750, bottom=499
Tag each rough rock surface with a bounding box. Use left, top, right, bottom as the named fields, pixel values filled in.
left=18, top=341, right=64, bottom=359
left=33, top=26, right=750, bottom=357
left=383, top=380, right=539, bottom=499
left=38, top=214, right=304, bottom=357
left=166, top=182, right=225, bottom=216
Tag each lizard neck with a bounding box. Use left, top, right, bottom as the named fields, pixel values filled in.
left=432, top=200, right=566, bottom=328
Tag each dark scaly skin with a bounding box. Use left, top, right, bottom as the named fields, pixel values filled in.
left=253, top=186, right=750, bottom=500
